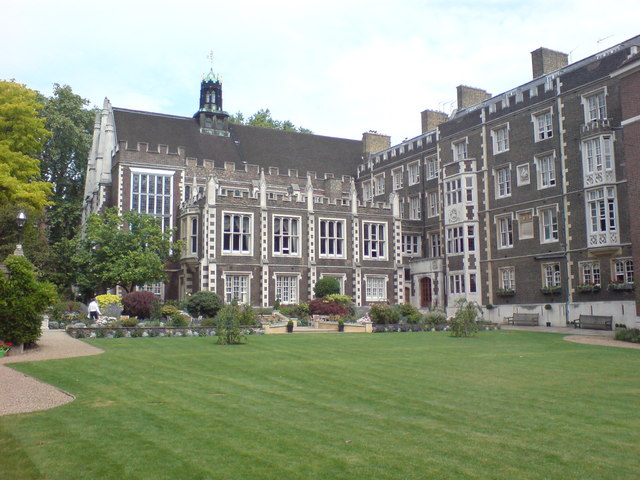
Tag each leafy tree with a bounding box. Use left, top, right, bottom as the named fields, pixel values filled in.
left=0, top=255, right=57, bottom=344
left=183, top=290, right=223, bottom=318
left=449, top=299, right=482, bottom=337
left=75, top=208, right=178, bottom=294
left=122, top=290, right=157, bottom=320
left=229, top=108, right=312, bottom=134
left=313, top=277, right=340, bottom=298
left=38, top=84, right=96, bottom=244
left=215, top=301, right=246, bottom=345
left=0, top=80, right=53, bottom=211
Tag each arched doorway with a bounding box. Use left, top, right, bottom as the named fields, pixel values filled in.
left=420, top=277, right=432, bottom=308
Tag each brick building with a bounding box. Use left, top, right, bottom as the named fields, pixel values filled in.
left=83, top=35, right=640, bottom=325
left=357, top=35, right=640, bottom=325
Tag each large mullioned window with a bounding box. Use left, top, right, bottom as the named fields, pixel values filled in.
left=222, top=213, right=251, bottom=254
left=319, top=219, right=345, bottom=258
left=131, top=170, right=173, bottom=231
left=273, top=216, right=300, bottom=256
left=363, top=222, right=386, bottom=259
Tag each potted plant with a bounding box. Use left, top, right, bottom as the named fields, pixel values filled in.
left=286, top=319, right=294, bottom=333
left=540, top=285, right=561, bottom=295
left=496, top=288, right=516, bottom=296
left=615, top=323, right=627, bottom=331
left=576, top=282, right=601, bottom=293
left=608, top=281, right=634, bottom=291
left=338, top=318, right=345, bottom=332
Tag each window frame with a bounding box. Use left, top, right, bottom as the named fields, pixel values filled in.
left=452, top=139, right=468, bottom=162
left=362, top=221, right=387, bottom=260
left=408, top=161, right=421, bottom=185
left=318, top=218, right=346, bottom=259
left=536, top=153, right=556, bottom=189
left=272, top=215, right=302, bottom=257
left=221, top=211, right=253, bottom=255
left=495, top=166, right=512, bottom=198
left=496, top=215, right=514, bottom=249
left=274, top=274, right=299, bottom=304
left=538, top=206, right=559, bottom=243
left=223, top=272, right=251, bottom=304
left=365, top=275, right=387, bottom=301
left=533, top=110, right=553, bottom=142
left=492, top=124, right=510, bottom=154
left=499, top=266, right=516, bottom=291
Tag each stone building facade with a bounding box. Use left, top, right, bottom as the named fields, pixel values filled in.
left=83, top=34, right=640, bottom=324
left=357, top=35, right=640, bottom=325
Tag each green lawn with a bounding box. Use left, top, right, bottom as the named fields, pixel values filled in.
left=1, top=331, right=639, bottom=479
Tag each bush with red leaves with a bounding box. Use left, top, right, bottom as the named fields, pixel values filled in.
left=308, top=298, right=350, bottom=317
left=122, top=291, right=158, bottom=320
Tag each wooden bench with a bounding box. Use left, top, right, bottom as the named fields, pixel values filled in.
left=507, top=313, right=540, bottom=326
left=574, top=314, right=612, bottom=330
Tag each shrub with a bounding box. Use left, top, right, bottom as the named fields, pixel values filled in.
left=424, top=308, right=447, bottom=328
left=121, top=317, right=139, bottom=327
left=169, top=313, right=190, bottom=327
left=122, top=291, right=157, bottom=320
left=314, top=277, right=340, bottom=298
left=450, top=299, right=482, bottom=337
left=615, top=328, right=640, bottom=343
left=279, top=303, right=310, bottom=318
left=238, top=304, right=258, bottom=326
left=96, top=294, right=122, bottom=310
left=325, top=294, right=355, bottom=315
left=49, top=301, right=86, bottom=326
left=161, top=305, right=180, bottom=319
left=184, top=291, right=223, bottom=318
left=368, top=304, right=400, bottom=325
left=309, top=298, right=350, bottom=317
left=0, top=255, right=58, bottom=344
left=215, top=303, right=246, bottom=345
left=200, top=317, right=217, bottom=327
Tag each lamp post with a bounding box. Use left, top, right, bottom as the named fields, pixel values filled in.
left=13, top=209, right=27, bottom=256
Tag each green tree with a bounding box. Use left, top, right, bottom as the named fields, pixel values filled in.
left=0, top=255, right=57, bottom=345
left=39, top=84, right=96, bottom=244
left=449, top=299, right=482, bottom=337
left=313, top=277, right=340, bottom=298
left=75, top=208, right=179, bottom=294
left=183, top=290, right=223, bottom=318
left=230, top=108, right=312, bottom=134
left=215, top=301, right=246, bottom=345
left=0, top=80, right=53, bottom=211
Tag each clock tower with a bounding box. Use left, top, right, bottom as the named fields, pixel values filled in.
left=195, top=68, right=230, bottom=136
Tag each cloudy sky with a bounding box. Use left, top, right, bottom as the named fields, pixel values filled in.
left=2, top=0, right=639, bottom=144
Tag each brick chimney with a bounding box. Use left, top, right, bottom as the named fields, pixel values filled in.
left=421, top=109, right=448, bottom=133
left=456, top=85, right=491, bottom=110
left=362, top=131, right=391, bottom=156
left=531, top=47, right=568, bottom=78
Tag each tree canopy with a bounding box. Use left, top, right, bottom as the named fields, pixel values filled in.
left=39, top=84, right=95, bottom=243
left=75, top=208, right=180, bottom=295
left=230, top=108, right=312, bottom=134
left=0, top=80, right=53, bottom=211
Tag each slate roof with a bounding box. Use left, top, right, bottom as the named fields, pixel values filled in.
left=112, top=108, right=363, bottom=177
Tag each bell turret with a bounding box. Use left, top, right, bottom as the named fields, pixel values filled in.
left=195, top=68, right=230, bottom=136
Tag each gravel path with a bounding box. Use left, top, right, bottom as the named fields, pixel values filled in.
left=0, top=330, right=103, bottom=416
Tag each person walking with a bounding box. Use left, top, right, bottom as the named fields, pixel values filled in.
left=88, top=298, right=101, bottom=320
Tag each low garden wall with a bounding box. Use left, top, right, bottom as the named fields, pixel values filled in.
left=65, top=326, right=262, bottom=339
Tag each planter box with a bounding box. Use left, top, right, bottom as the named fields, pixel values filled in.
left=540, top=287, right=562, bottom=295
left=496, top=290, right=516, bottom=297
left=576, top=285, right=601, bottom=293
left=608, top=283, right=634, bottom=291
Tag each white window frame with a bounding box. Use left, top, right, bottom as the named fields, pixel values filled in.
left=274, top=274, right=299, bottom=304
left=190, top=217, right=198, bottom=255
left=374, top=174, right=385, bottom=196
left=130, top=167, right=175, bottom=232
left=579, top=261, right=601, bottom=285
left=222, top=211, right=253, bottom=255
left=222, top=272, right=252, bottom=304
left=499, top=267, right=515, bottom=291
left=273, top=215, right=301, bottom=257
left=492, top=124, right=510, bottom=154
left=426, top=156, right=438, bottom=180
left=536, top=154, right=556, bottom=189
left=586, top=186, right=617, bottom=235
left=362, top=180, right=373, bottom=201
left=539, top=207, right=559, bottom=243
left=542, top=263, right=561, bottom=288
left=318, top=218, right=346, bottom=259
left=427, top=190, right=440, bottom=218
left=409, top=196, right=421, bottom=220
left=363, top=221, right=387, bottom=260
left=408, top=161, right=421, bottom=185
left=613, top=258, right=634, bottom=284
left=392, top=167, right=403, bottom=191
left=429, top=232, right=441, bottom=258
left=453, top=139, right=468, bottom=162
left=495, top=166, right=512, bottom=198
left=582, top=135, right=613, bottom=175
left=533, top=110, right=553, bottom=141
left=583, top=89, right=607, bottom=122
left=446, top=226, right=464, bottom=255
left=365, top=275, right=387, bottom=301
left=402, top=235, right=421, bottom=256
left=497, top=215, right=513, bottom=249
left=448, top=272, right=466, bottom=294
left=445, top=178, right=462, bottom=206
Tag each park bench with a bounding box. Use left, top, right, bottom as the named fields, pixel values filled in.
left=506, top=313, right=540, bottom=326
left=574, top=314, right=612, bottom=330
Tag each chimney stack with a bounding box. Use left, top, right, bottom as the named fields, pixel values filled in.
left=531, top=47, right=568, bottom=78
left=362, top=131, right=391, bottom=157
left=456, top=85, right=491, bottom=110
left=421, top=109, right=448, bottom=133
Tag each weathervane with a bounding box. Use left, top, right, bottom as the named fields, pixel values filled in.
left=207, top=50, right=215, bottom=69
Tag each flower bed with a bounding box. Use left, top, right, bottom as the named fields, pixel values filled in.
left=66, top=326, right=263, bottom=339
left=372, top=323, right=501, bottom=333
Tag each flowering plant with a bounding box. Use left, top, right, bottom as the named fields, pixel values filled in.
left=0, top=341, right=12, bottom=357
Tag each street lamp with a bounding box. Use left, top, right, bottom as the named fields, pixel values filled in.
left=14, top=209, right=27, bottom=256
